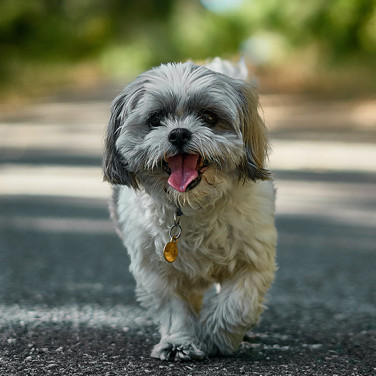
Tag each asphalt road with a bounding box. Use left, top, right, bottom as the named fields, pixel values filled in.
left=0, top=89, right=375, bottom=375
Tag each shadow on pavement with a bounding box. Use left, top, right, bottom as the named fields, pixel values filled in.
left=0, top=195, right=135, bottom=307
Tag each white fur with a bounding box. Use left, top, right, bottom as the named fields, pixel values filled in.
left=104, top=59, right=277, bottom=361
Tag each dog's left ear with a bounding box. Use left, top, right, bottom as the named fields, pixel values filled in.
left=238, top=82, right=270, bottom=181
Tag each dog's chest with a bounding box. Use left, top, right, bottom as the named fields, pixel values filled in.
left=173, top=211, right=250, bottom=279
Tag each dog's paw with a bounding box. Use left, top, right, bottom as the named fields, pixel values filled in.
left=151, top=341, right=206, bottom=361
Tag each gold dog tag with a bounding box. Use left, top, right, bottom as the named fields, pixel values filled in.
left=163, top=236, right=178, bottom=263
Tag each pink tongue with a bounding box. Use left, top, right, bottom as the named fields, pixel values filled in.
left=167, top=154, right=199, bottom=192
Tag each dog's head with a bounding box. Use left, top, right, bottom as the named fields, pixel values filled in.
left=103, top=61, right=270, bottom=208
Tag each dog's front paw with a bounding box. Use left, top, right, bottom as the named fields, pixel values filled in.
left=151, top=341, right=206, bottom=361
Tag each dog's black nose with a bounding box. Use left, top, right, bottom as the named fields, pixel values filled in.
left=168, top=128, right=192, bottom=148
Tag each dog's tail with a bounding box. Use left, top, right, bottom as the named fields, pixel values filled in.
left=205, top=57, right=249, bottom=80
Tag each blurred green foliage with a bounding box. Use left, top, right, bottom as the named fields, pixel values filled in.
left=260, top=0, right=376, bottom=62
left=0, top=0, right=375, bottom=95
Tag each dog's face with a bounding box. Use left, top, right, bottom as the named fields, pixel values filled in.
left=103, top=62, right=269, bottom=208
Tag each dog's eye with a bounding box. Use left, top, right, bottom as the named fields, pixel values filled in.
left=148, top=111, right=166, bottom=128
left=200, top=110, right=218, bottom=126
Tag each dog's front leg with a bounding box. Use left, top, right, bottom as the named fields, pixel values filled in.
left=150, top=293, right=206, bottom=361
left=200, top=266, right=274, bottom=356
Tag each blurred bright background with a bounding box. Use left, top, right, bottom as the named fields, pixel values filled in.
left=1, top=0, right=376, bottom=187
left=0, top=0, right=376, bottom=218
left=1, top=0, right=376, bottom=100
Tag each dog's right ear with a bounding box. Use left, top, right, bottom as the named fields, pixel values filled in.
left=103, top=86, right=141, bottom=189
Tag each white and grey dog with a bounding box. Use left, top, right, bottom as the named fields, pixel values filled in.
left=103, top=58, right=277, bottom=361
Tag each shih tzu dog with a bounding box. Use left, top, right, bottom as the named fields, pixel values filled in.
left=103, top=58, right=277, bottom=361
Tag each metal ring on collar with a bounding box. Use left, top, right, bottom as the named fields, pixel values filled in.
left=169, top=224, right=182, bottom=239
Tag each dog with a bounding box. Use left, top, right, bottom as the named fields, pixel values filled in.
left=103, top=58, right=277, bottom=361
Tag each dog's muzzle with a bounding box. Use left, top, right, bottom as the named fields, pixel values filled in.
left=163, top=128, right=208, bottom=192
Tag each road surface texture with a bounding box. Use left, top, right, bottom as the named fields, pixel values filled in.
left=1, top=85, right=375, bottom=375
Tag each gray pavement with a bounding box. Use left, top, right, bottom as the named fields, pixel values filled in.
left=0, top=90, right=376, bottom=375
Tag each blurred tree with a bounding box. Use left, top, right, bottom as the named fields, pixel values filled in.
left=259, top=0, right=376, bottom=63
left=0, top=0, right=173, bottom=66
left=0, top=0, right=375, bottom=95
left=0, top=0, right=176, bottom=88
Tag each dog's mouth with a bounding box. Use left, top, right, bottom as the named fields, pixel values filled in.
left=163, top=154, right=209, bottom=192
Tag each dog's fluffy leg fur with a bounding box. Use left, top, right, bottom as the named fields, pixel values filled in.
left=150, top=295, right=205, bottom=361
left=136, top=267, right=206, bottom=361
left=200, top=266, right=274, bottom=356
